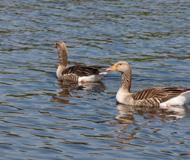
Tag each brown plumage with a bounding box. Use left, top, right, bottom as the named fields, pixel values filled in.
left=62, top=65, right=99, bottom=76
left=54, top=41, right=102, bottom=83
left=54, top=42, right=68, bottom=67
left=106, top=61, right=190, bottom=108
left=132, top=87, right=189, bottom=102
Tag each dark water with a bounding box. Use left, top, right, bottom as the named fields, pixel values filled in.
left=1, top=0, right=190, bottom=159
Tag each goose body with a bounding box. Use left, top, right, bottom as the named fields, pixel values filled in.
left=54, top=41, right=103, bottom=83
left=107, top=61, right=190, bottom=108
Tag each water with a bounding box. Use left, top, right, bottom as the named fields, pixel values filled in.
left=0, top=0, right=190, bottom=159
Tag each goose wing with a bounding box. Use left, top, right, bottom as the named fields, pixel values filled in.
left=132, top=87, right=190, bottom=103
left=62, top=65, right=100, bottom=77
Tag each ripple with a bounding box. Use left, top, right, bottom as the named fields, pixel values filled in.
left=0, top=0, right=190, bottom=159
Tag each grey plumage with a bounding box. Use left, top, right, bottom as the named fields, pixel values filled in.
left=55, top=42, right=68, bottom=67
left=62, top=65, right=99, bottom=76
left=54, top=41, right=102, bottom=82
left=107, top=61, right=190, bottom=107
left=60, top=66, right=100, bottom=82
left=132, top=87, right=190, bottom=107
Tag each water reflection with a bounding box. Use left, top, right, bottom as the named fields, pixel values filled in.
left=116, top=104, right=186, bottom=124
left=51, top=80, right=106, bottom=104
left=1, top=0, right=190, bottom=159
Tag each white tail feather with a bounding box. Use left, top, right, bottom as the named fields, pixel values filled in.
left=160, top=91, right=190, bottom=108
left=78, top=75, right=101, bottom=83
left=181, top=90, right=190, bottom=98
left=99, top=72, right=108, bottom=75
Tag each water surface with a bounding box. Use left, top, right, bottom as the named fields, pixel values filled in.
left=0, top=0, right=190, bottom=159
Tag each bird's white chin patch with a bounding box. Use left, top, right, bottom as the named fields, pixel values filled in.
left=78, top=75, right=101, bottom=83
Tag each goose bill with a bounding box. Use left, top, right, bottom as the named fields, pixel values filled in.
left=106, top=64, right=117, bottom=72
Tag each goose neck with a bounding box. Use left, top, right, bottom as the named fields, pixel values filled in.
left=120, top=71, right=132, bottom=92
left=58, top=47, right=68, bottom=66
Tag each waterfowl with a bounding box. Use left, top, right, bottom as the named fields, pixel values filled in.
left=54, top=41, right=104, bottom=83
left=106, top=61, right=190, bottom=108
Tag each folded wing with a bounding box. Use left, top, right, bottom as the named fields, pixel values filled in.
left=132, top=87, right=190, bottom=103
left=62, top=65, right=100, bottom=77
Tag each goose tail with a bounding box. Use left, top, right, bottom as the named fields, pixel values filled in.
left=99, top=71, right=108, bottom=75
left=160, top=90, right=190, bottom=108
left=180, top=90, right=190, bottom=103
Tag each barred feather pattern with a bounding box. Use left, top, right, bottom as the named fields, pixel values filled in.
left=133, top=97, right=161, bottom=107
left=131, top=87, right=190, bottom=107
left=62, top=65, right=99, bottom=77
left=119, top=67, right=189, bottom=107
left=112, top=61, right=190, bottom=107
left=61, top=73, right=79, bottom=82
left=55, top=42, right=101, bottom=83
left=57, top=65, right=100, bottom=82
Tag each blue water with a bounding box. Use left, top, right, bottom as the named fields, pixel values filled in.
left=0, top=0, right=190, bottom=159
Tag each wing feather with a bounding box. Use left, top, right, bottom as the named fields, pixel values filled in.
left=132, top=87, right=190, bottom=103
left=62, top=65, right=99, bottom=77
left=62, top=73, right=79, bottom=82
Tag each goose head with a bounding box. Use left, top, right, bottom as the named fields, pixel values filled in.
left=106, top=61, right=131, bottom=73
left=54, top=41, right=67, bottom=51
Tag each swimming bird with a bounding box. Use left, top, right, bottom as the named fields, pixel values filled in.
left=54, top=41, right=105, bottom=83
left=106, top=61, right=190, bottom=108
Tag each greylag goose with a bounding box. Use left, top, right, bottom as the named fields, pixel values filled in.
left=106, top=61, right=190, bottom=108
left=54, top=41, right=105, bottom=83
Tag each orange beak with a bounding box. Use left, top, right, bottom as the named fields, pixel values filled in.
left=106, top=64, right=117, bottom=72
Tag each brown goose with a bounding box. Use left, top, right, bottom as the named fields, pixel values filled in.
left=106, top=61, right=190, bottom=108
left=54, top=41, right=105, bottom=83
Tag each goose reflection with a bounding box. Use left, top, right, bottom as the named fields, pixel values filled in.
left=51, top=80, right=106, bottom=104
left=116, top=103, right=186, bottom=124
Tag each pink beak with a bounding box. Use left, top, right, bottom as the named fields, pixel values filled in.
left=105, top=64, right=116, bottom=72
left=106, top=66, right=113, bottom=72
